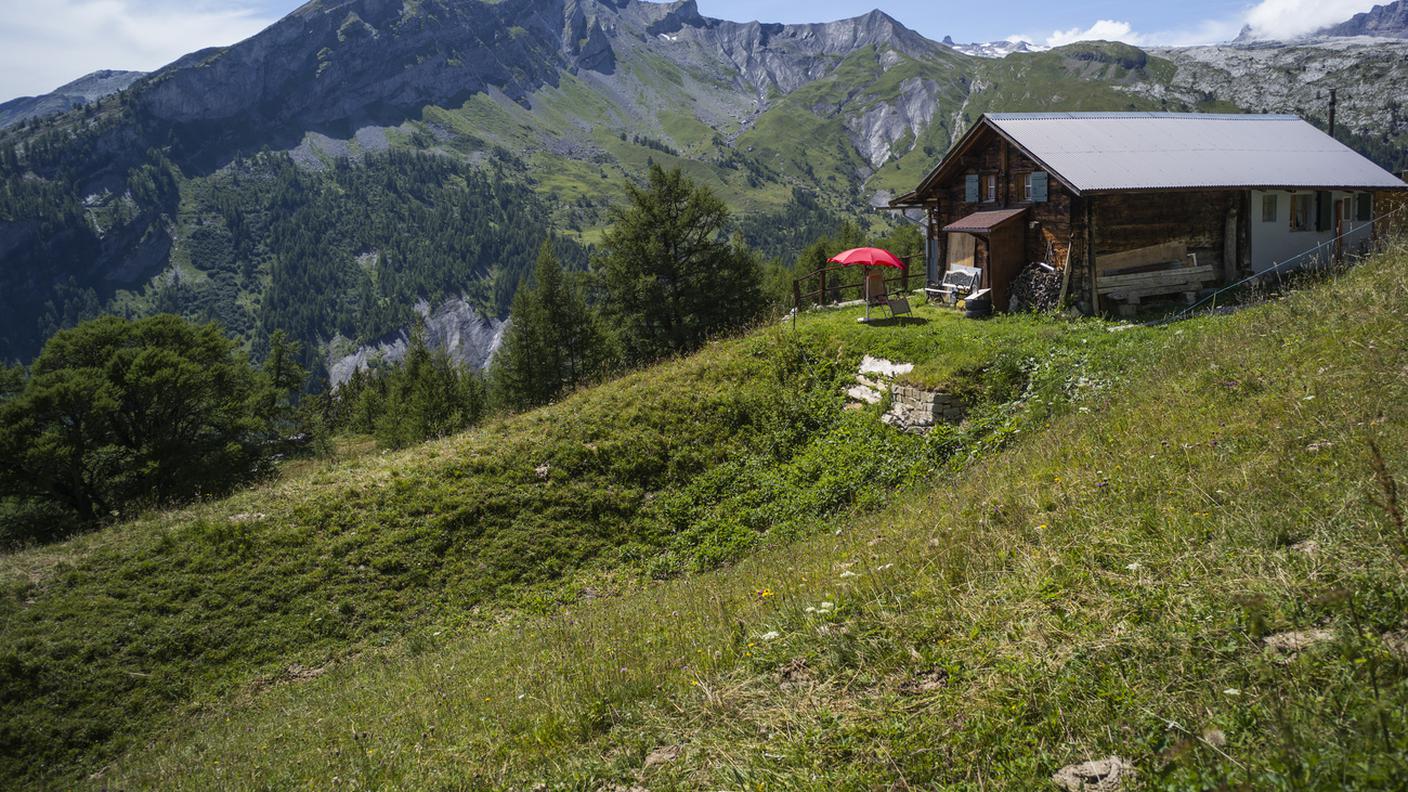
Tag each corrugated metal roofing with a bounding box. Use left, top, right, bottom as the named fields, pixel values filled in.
left=943, top=207, right=1028, bottom=233
left=984, top=113, right=1407, bottom=193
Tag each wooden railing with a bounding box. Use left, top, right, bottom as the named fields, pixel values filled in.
left=792, top=261, right=915, bottom=311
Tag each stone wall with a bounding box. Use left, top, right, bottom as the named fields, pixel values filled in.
left=883, top=384, right=965, bottom=434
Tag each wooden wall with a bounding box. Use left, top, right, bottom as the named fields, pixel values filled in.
left=924, top=125, right=1078, bottom=306
left=912, top=121, right=1261, bottom=314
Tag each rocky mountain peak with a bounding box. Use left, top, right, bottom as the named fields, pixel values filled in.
left=0, top=69, right=146, bottom=128
left=1319, top=0, right=1408, bottom=38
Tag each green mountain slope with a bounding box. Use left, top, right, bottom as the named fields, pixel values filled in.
left=2, top=291, right=1146, bottom=786
left=7, top=242, right=1408, bottom=788
left=6, top=0, right=1407, bottom=368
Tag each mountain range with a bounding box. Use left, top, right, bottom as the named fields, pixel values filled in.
left=2, top=0, right=1406, bottom=372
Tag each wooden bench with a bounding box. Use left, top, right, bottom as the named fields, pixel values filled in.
left=927, top=264, right=982, bottom=305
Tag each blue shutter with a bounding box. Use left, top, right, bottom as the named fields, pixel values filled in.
left=1030, top=171, right=1048, bottom=203
left=965, top=174, right=979, bottom=204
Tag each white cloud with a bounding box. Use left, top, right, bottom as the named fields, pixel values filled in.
left=1044, top=20, right=1144, bottom=48
left=1009, top=0, right=1377, bottom=50
left=1243, top=0, right=1379, bottom=40
left=0, top=0, right=275, bottom=102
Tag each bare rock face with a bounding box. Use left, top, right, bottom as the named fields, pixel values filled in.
left=1320, top=1, right=1408, bottom=38
left=1144, top=40, right=1408, bottom=144
left=327, top=296, right=507, bottom=387
left=844, top=77, right=941, bottom=169
left=0, top=70, right=146, bottom=128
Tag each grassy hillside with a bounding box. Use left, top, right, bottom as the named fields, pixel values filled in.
left=62, top=243, right=1408, bottom=789
left=0, top=296, right=1142, bottom=787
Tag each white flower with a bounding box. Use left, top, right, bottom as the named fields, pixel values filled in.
left=820, top=601, right=835, bottom=610
left=760, top=631, right=781, bottom=641
left=1223, top=688, right=1241, bottom=696
left=1126, top=562, right=1141, bottom=571
left=839, top=571, right=858, bottom=579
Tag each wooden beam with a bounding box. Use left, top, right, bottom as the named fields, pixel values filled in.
left=1096, top=241, right=1188, bottom=273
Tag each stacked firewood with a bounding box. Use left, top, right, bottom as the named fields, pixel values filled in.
left=1008, top=263, right=1063, bottom=313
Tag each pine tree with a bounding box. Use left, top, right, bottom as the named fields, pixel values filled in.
left=261, top=330, right=306, bottom=434
left=492, top=242, right=609, bottom=409
left=598, top=165, right=763, bottom=363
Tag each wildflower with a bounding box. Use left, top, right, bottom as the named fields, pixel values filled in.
left=761, top=631, right=781, bottom=641
left=1126, top=562, right=1141, bottom=571
left=1223, top=688, right=1241, bottom=696
left=819, top=601, right=834, bottom=610
left=757, top=588, right=774, bottom=599
left=1037, top=523, right=1049, bottom=531
left=839, top=570, right=858, bottom=579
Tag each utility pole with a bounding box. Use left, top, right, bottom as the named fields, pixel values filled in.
left=1329, top=88, right=1338, bottom=139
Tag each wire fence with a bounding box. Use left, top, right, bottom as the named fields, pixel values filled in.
left=1167, top=200, right=1408, bottom=323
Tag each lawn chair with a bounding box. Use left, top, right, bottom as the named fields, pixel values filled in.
left=864, top=271, right=912, bottom=321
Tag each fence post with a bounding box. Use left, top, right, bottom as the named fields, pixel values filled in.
left=792, top=279, right=802, bottom=311
left=819, top=270, right=827, bottom=306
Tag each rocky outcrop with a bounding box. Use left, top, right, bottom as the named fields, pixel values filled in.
left=327, top=296, right=507, bottom=388
left=1145, top=39, right=1408, bottom=144
left=844, top=77, right=941, bottom=168
left=0, top=70, right=145, bottom=128
left=941, top=36, right=1044, bottom=59
left=1320, top=1, right=1408, bottom=39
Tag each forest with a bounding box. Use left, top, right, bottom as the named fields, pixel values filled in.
left=0, top=163, right=919, bottom=546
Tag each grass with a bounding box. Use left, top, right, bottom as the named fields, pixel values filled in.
left=72, top=243, right=1408, bottom=789
left=0, top=298, right=1130, bottom=788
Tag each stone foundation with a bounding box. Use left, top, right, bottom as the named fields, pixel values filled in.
left=882, top=384, right=966, bottom=434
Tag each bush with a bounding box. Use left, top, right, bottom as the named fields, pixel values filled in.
left=0, top=315, right=292, bottom=539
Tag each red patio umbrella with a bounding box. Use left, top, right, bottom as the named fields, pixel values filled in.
left=827, top=247, right=905, bottom=321
left=827, top=247, right=906, bottom=269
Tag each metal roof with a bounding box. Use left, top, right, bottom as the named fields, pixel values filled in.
left=984, top=113, right=1407, bottom=194
left=944, top=207, right=1028, bottom=233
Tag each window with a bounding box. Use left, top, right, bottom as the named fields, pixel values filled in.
left=1021, top=174, right=1032, bottom=202
left=1357, top=192, right=1373, bottom=222
left=1261, top=193, right=1278, bottom=223
left=1029, top=171, right=1048, bottom=203
left=1290, top=193, right=1314, bottom=232
left=983, top=174, right=997, bottom=203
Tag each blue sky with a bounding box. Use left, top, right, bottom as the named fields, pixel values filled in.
left=0, top=0, right=1383, bottom=102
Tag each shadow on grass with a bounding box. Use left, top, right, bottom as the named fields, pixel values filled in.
left=858, top=316, right=931, bottom=328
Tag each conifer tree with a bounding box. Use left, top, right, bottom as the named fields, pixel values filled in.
left=598, top=165, right=763, bottom=363
left=492, top=242, right=610, bottom=409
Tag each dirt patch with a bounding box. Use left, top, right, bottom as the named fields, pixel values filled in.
left=1384, top=630, right=1408, bottom=661
left=1263, top=629, right=1335, bottom=656
left=1052, top=756, right=1135, bottom=791
left=283, top=662, right=327, bottom=682
left=900, top=668, right=949, bottom=694
left=777, top=657, right=813, bottom=689
left=643, top=744, right=680, bottom=769
left=227, top=512, right=267, bottom=524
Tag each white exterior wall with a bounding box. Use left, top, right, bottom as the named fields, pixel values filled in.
left=1249, top=190, right=1375, bottom=274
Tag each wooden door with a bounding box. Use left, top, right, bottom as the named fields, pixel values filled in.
left=1334, top=199, right=1344, bottom=261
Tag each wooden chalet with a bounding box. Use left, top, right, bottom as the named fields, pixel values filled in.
left=892, top=112, right=1408, bottom=315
